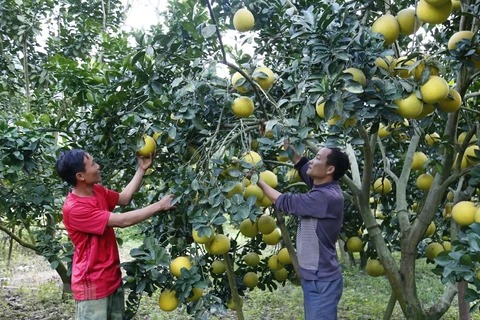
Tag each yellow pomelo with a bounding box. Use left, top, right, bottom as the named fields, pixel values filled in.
left=276, top=153, right=289, bottom=162
left=447, top=191, right=455, bottom=202
left=373, top=177, right=392, bottom=194
left=226, top=297, right=243, bottom=310
left=378, top=123, right=390, bottom=138
left=426, top=242, right=444, bottom=260
left=249, top=140, right=259, bottom=152
left=258, top=195, right=273, bottom=207
left=417, top=0, right=452, bottom=24
left=443, top=204, right=452, bottom=220
left=244, top=184, right=264, bottom=201
left=253, top=66, right=275, bottom=90
left=420, top=76, right=449, bottom=104
left=414, top=59, right=440, bottom=81
left=448, top=31, right=474, bottom=50
left=243, top=272, right=259, bottom=288
left=371, top=14, right=400, bottom=46
left=425, top=0, right=450, bottom=5
left=257, top=215, right=276, bottom=234
left=260, top=170, right=278, bottom=188
left=417, top=173, right=434, bottom=191
left=268, top=255, right=284, bottom=271
left=241, top=151, right=263, bottom=166
left=274, top=268, right=289, bottom=282
left=153, top=131, right=161, bottom=141
left=221, top=157, right=241, bottom=178
left=395, top=56, right=415, bottom=78
left=366, top=259, right=385, bottom=277
left=465, top=145, right=480, bottom=166
left=375, top=56, right=395, bottom=74
left=227, top=182, right=244, bottom=198
left=315, top=98, right=326, bottom=118
left=206, top=234, right=231, bottom=255
left=438, top=88, right=462, bottom=113
left=328, top=114, right=341, bottom=126
left=424, top=221, right=436, bottom=237
left=138, top=134, right=157, bottom=157
left=452, top=0, right=461, bottom=10
left=475, top=208, right=480, bottom=223
left=453, top=153, right=469, bottom=170
left=233, top=8, right=255, bottom=32
left=192, top=227, right=215, bottom=244
left=239, top=219, right=258, bottom=238
left=232, top=97, right=254, bottom=117
left=415, top=103, right=436, bottom=119
left=412, top=202, right=419, bottom=212
left=458, top=132, right=477, bottom=145
left=170, top=256, right=192, bottom=277
left=262, top=228, right=281, bottom=245
left=244, top=252, right=260, bottom=266
left=425, top=132, right=440, bottom=145
left=452, top=201, right=477, bottom=226
left=158, top=289, right=179, bottom=312
left=394, top=93, right=423, bottom=118
left=278, top=248, right=292, bottom=264
left=343, top=68, right=367, bottom=87
left=211, top=260, right=227, bottom=274
left=442, top=241, right=452, bottom=251
left=186, top=287, right=204, bottom=302
left=346, top=236, right=363, bottom=252
left=412, top=152, right=428, bottom=170
left=396, top=8, right=422, bottom=35
left=343, top=117, right=357, bottom=128
left=375, top=209, right=385, bottom=220
left=231, top=71, right=250, bottom=93
left=286, top=168, right=301, bottom=183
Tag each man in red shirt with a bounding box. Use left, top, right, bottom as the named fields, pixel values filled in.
left=55, top=149, right=176, bottom=319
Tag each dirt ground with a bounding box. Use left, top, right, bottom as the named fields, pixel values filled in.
left=0, top=247, right=74, bottom=320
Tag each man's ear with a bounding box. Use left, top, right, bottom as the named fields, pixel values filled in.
left=76, top=172, right=85, bottom=182
left=327, top=165, right=335, bottom=175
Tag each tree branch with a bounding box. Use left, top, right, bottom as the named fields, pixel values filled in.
left=0, top=224, right=38, bottom=252
left=203, top=0, right=269, bottom=121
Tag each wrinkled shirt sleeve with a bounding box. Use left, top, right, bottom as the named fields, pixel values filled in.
left=276, top=191, right=327, bottom=218
left=294, top=157, right=313, bottom=188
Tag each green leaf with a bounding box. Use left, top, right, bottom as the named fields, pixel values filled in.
left=201, top=25, right=217, bottom=38
left=50, top=260, right=59, bottom=269
left=182, top=22, right=196, bottom=32
left=171, top=77, right=182, bottom=88
left=212, top=216, right=227, bottom=225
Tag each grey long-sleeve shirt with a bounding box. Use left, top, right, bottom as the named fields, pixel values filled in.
left=275, top=157, right=344, bottom=281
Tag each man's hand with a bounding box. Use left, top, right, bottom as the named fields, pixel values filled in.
left=156, top=194, right=177, bottom=211
left=245, top=169, right=255, bottom=180
left=284, top=139, right=302, bottom=165
left=136, top=151, right=155, bottom=172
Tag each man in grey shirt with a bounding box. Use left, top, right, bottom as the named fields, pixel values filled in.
left=254, top=144, right=350, bottom=320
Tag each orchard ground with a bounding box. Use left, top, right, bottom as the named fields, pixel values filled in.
left=1, top=232, right=479, bottom=320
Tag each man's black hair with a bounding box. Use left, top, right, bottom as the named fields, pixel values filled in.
left=326, top=148, right=350, bottom=181
left=55, top=149, right=86, bottom=186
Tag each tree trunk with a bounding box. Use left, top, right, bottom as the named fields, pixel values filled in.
left=274, top=208, right=300, bottom=278
left=458, top=280, right=470, bottom=320
left=7, top=225, right=15, bottom=267
left=337, top=239, right=349, bottom=265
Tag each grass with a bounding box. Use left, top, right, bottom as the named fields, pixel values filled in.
left=2, top=243, right=480, bottom=319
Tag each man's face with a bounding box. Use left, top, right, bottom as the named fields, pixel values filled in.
left=306, top=148, right=334, bottom=180
left=77, top=153, right=101, bottom=184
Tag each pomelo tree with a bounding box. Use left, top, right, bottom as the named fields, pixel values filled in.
left=2, top=0, right=480, bottom=319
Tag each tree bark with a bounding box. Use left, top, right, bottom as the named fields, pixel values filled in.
left=274, top=208, right=300, bottom=278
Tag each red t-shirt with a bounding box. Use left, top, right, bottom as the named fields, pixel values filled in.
left=63, top=184, right=122, bottom=300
